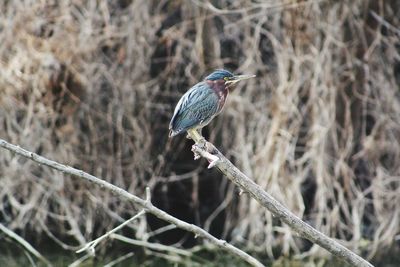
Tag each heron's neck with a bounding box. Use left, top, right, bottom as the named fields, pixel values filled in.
left=206, top=80, right=228, bottom=94
left=206, top=80, right=229, bottom=111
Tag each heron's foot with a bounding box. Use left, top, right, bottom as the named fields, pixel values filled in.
left=192, top=142, right=201, bottom=160
left=193, top=148, right=201, bottom=160
left=190, top=137, right=206, bottom=161
left=191, top=142, right=220, bottom=168
left=197, top=137, right=207, bottom=148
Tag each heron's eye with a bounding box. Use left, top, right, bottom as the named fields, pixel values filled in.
left=224, top=77, right=229, bottom=81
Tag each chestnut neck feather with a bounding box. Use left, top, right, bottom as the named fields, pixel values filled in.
left=206, top=79, right=228, bottom=94
left=206, top=79, right=229, bottom=110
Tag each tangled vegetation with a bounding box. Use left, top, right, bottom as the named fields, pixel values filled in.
left=0, top=0, right=399, bottom=265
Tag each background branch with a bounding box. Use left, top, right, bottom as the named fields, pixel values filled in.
left=0, top=223, right=52, bottom=266
left=189, top=133, right=373, bottom=267
left=0, top=138, right=264, bottom=267
left=76, top=210, right=146, bottom=254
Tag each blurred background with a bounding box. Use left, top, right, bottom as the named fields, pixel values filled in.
left=0, top=0, right=399, bottom=266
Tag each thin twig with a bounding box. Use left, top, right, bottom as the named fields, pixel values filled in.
left=144, top=224, right=177, bottom=239
left=68, top=253, right=91, bottom=267
left=76, top=210, right=146, bottom=254
left=370, top=10, right=400, bottom=37
left=111, top=234, right=192, bottom=256
left=188, top=132, right=373, bottom=267
left=103, top=252, right=135, bottom=267
left=0, top=138, right=264, bottom=267
left=0, top=223, right=52, bottom=267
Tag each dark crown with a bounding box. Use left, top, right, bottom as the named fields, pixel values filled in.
left=205, top=69, right=234, bottom=81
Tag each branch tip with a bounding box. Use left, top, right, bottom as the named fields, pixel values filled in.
left=207, top=155, right=220, bottom=168
left=145, top=187, right=151, bottom=203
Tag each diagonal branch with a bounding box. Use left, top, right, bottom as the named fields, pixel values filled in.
left=0, top=138, right=264, bottom=267
left=188, top=132, right=373, bottom=267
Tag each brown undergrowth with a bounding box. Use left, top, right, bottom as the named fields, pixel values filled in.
left=0, top=0, right=399, bottom=263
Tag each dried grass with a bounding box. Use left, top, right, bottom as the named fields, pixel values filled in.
left=0, top=0, right=399, bottom=261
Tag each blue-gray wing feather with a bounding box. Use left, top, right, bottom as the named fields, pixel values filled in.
left=169, top=82, right=219, bottom=135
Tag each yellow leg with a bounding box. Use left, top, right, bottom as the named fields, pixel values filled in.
left=187, top=128, right=205, bottom=143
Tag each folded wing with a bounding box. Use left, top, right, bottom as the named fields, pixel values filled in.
left=169, top=82, right=219, bottom=136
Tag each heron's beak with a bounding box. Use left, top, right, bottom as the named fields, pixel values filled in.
left=226, top=74, right=256, bottom=85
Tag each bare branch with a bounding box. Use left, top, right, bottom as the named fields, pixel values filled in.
left=68, top=253, right=91, bottom=267
left=0, top=223, right=52, bottom=266
left=188, top=132, right=373, bottom=267
left=103, top=252, right=135, bottom=267
left=76, top=210, right=146, bottom=254
left=111, top=234, right=192, bottom=257
left=0, top=138, right=264, bottom=267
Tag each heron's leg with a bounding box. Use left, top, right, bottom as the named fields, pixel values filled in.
left=187, top=128, right=206, bottom=144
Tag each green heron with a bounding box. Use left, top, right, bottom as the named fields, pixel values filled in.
left=169, top=69, right=255, bottom=140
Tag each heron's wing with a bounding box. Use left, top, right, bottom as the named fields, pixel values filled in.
left=169, top=82, right=219, bottom=134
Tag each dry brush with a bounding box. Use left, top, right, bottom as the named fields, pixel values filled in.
left=0, top=0, right=399, bottom=265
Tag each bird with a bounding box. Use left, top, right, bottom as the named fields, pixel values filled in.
left=169, top=69, right=255, bottom=141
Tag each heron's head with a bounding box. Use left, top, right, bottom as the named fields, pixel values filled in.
left=205, top=69, right=255, bottom=86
